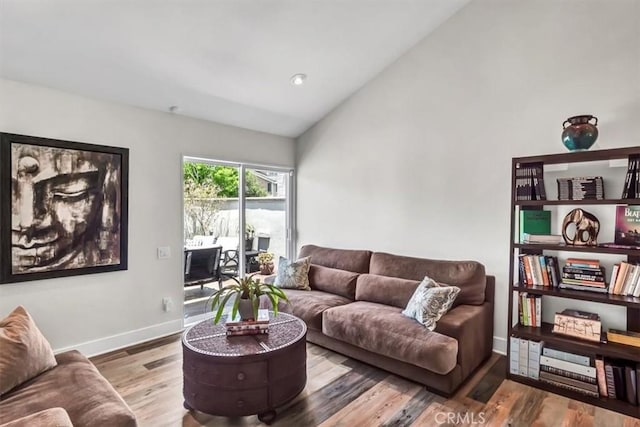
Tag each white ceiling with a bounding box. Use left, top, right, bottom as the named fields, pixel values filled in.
left=0, top=0, right=469, bottom=137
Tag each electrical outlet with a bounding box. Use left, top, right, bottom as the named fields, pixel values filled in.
left=162, top=297, right=173, bottom=312
left=157, top=246, right=171, bottom=259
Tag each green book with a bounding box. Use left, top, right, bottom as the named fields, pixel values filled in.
left=519, top=210, right=551, bottom=242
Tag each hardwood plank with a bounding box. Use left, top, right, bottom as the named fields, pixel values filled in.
left=380, top=388, right=440, bottom=427
left=466, top=355, right=506, bottom=403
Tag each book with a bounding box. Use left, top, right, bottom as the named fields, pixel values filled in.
left=637, top=366, right=640, bottom=405
left=522, top=233, right=563, bottom=244
left=542, top=347, right=591, bottom=367
left=605, top=359, right=617, bottom=399
left=595, top=358, right=608, bottom=397
left=625, top=365, right=638, bottom=405
left=612, top=365, right=626, bottom=401
left=539, top=376, right=599, bottom=398
left=528, top=340, right=543, bottom=379
left=558, top=282, right=609, bottom=293
left=606, top=329, right=640, bottom=348
left=225, top=309, right=270, bottom=326
left=539, top=371, right=599, bottom=394
left=539, top=355, right=596, bottom=378
left=519, top=210, right=551, bottom=243
left=614, top=205, right=640, bottom=246
left=519, top=339, right=529, bottom=376
left=566, top=258, right=600, bottom=269
left=509, top=336, right=520, bottom=375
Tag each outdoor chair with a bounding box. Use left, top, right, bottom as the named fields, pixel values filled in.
left=184, top=246, right=223, bottom=289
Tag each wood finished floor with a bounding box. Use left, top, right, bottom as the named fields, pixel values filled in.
left=91, top=334, right=640, bottom=427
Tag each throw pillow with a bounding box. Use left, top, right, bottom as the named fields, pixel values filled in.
left=402, top=276, right=460, bottom=331
left=0, top=306, right=57, bottom=396
left=274, top=256, right=311, bottom=290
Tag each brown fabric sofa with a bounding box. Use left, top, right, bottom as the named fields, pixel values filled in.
left=0, top=350, right=137, bottom=427
left=266, top=244, right=495, bottom=396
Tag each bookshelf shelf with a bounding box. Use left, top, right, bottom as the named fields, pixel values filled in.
left=508, top=147, right=640, bottom=416
left=512, top=285, right=640, bottom=307
left=512, top=322, right=640, bottom=363
left=507, top=373, right=640, bottom=418
left=513, top=243, right=640, bottom=256
left=516, top=198, right=640, bottom=206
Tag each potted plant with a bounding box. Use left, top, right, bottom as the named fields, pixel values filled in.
left=209, top=274, right=288, bottom=324
left=257, top=252, right=275, bottom=275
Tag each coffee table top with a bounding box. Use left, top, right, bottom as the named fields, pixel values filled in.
left=183, top=311, right=306, bottom=357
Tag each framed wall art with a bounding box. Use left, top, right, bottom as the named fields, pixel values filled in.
left=0, top=133, right=129, bottom=283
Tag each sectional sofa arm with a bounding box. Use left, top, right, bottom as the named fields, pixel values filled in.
left=434, top=301, right=493, bottom=379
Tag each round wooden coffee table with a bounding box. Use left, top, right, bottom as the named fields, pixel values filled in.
left=182, top=311, right=307, bottom=424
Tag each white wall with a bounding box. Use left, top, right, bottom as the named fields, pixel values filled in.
left=296, top=0, right=640, bottom=353
left=0, top=78, right=294, bottom=355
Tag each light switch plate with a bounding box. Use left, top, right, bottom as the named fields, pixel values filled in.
left=157, top=246, right=171, bottom=259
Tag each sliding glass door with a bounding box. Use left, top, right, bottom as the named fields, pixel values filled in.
left=183, top=158, right=294, bottom=324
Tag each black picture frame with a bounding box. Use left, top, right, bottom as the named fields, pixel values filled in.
left=0, top=133, right=129, bottom=284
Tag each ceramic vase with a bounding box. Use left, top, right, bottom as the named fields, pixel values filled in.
left=238, top=298, right=255, bottom=320
left=561, top=115, right=598, bottom=151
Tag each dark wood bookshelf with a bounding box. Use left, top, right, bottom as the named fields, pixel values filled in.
left=508, top=147, right=640, bottom=417
left=512, top=284, right=640, bottom=307
left=507, top=373, right=640, bottom=418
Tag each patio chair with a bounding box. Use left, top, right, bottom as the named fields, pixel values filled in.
left=184, top=246, right=223, bottom=289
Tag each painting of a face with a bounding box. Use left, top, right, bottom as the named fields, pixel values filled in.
left=10, top=143, right=122, bottom=274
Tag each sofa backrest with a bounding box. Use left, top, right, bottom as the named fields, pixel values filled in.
left=298, top=244, right=372, bottom=274
left=308, top=265, right=359, bottom=300
left=369, top=252, right=486, bottom=306
left=355, top=274, right=421, bottom=309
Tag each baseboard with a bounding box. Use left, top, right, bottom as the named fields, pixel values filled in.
left=493, top=336, right=507, bottom=355
left=54, top=319, right=184, bottom=357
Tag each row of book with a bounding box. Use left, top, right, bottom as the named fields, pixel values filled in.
left=517, top=255, right=561, bottom=288
left=518, top=293, right=541, bottom=327
left=515, top=163, right=546, bottom=201
left=622, top=155, right=640, bottom=199
left=225, top=310, right=270, bottom=337
left=510, top=337, right=640, bottom=404
left=609, top=261, right=640, bottom=297
left=557, top=176, right=604, bottom=201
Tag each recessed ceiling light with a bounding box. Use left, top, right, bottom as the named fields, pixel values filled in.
left=290, top=73, right=307, bottom=86
left=169, top=105, right=179, bottom=113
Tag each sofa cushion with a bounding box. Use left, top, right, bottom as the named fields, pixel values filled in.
left=309, top=264, right=359, bottom=300
left=0, top=408, right=73, bottom=427
left=402, top=276, right=461, bottom=331
left=0, top=306, right=57, bottom=396
left=299, top=245, right=372, bottom=274
left=0, top=350, right=136, bottom=427
left=260, top=289, right=352, bottom=331
left=355, top=274, right=420, bottom=308
left=274, top=256, right=311, bottom=290
left=322, top=301, right=458, bottom=375
left=369, top=252, right=486, bottom=306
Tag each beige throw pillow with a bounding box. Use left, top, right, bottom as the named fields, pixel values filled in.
left=274, top=256, right=311, bottom=290
left=0, top=306, right=57, bottom=396
left=402, top=276, right=460, bottom=331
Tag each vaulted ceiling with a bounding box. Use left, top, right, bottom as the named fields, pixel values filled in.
left=0, top=0, right=469, bottom=137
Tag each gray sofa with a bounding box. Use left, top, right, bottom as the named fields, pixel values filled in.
left=265, top=244, right=495, bottom=395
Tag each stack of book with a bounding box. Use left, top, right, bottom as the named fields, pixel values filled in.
left=621, top=155, right=639, bottom=199
left=557, top=176, right=604, bottom=200
left=515, top=163, right=546, bottom=201
left=518, top=292, right=541, bottom=327
left=559, top=258, right=608, bottom=293
left=609, top=261, right=640, bottom=297
left=225, top=310, right=270, bottom=336
left=518, top=254, right=561, bottom=287
left=601, top=358, right=639, bottom=405
left=539, top=347, right=599, bottom=397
